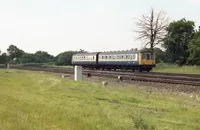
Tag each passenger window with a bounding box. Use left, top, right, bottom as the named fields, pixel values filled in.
left=132, top=55, right=135, bottom=59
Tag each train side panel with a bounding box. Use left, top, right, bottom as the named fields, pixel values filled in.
left=98, top=53, right=139, bottom=66
left=71, top=52, right=98, bottom=66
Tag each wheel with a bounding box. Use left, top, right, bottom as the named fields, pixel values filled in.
left=147, top=69, right=151, bottom=72
left=139, top=68, right=142, bottom=72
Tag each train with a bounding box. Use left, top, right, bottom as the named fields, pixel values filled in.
left=71, top=48, right=156, bottom=72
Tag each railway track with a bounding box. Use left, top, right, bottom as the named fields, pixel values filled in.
left=7, top=65, right=200, bottom=86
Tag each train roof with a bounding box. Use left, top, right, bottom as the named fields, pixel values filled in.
left=99, top=50, right=139, bottom=55
left=73, top=52, right=99, bottom=56
left=72, top=48, right=154, bottom=56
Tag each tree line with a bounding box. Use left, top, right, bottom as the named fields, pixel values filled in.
left=0, top=45, right=84, bottom=65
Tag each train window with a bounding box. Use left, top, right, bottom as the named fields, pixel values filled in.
left=146, top=54, right=150, bottom=60
left=93, top=56, right=94, bottom=59
left=109, top=56, right=111, bottom=59
left=127, top=55, right=130, bottom=59
left=151, top=54, right=154, bottom=60
left=142, top=54, right=146, bottom=60
left=105, top=56, right=107, bottom=59
left=132, top=54, right=135, bottom=59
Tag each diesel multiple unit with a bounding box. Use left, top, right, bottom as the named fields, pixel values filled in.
left=71, top=49, right=156, bottom=72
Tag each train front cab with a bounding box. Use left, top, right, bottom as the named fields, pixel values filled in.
left=139, top=50, right=156, bottom=72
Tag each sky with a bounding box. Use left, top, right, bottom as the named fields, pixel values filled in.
left=0, top=0, right=199, bottom=56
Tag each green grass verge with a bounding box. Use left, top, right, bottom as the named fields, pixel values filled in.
left=46, top=65, right=73, bottom=69
left=0, top=69, right=200, bottom=130
left=153, top=63, right=200, bottom=74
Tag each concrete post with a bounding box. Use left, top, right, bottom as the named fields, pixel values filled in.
left=74, top=66, right=82, bottom=81
left=7, top=63, right=10, bottom=69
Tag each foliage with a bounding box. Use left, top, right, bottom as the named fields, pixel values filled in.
left=0, top=52, right=8, bottom=64
left=1, top=44, right=86, bottom=65
left=187, top=31, right=200, bottom=65
left=56, top=51, right=78, bottom=65
left=153, top=47, right=166, bottom=63
left=7, top=45, right=25, bottom=61
left=0, top=69, right=200, bottom=129
left=163, top=18, right=195, bottom=65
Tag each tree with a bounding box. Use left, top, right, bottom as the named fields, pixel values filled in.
left=56, top=51, right=77, bottom=65
left=135, top=8, right=168, bottom=49
left=34, top=51, right=55, bottom=63
left=7, top=45, right=24, bottom=61
left=164, top=18, right=195, bottom=65
left=154, top=48, right=166, bottom=63
left=0, top=53, right=8, bottom=64
left=187, top=31, right=200, bottom=65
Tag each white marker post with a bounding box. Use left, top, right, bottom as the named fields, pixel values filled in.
left=74, top=66, right=82, bottom=81
left=7, top=63, right=10, bottom=69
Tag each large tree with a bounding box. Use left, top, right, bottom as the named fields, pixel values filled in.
left=135, top=8, right=168, bottom=49
left=7, top=45, right=24, bottom=61
left=164, top=18, right=195, bottom=65
left=34, top=51, right=55, bottom=63
left=187, top=31, right=200, bottom=65
left=56, top=51, right=77, bottom=65
left=153, top=47, right=166, bottom=63
left=0, top=52, right=8, bottom=64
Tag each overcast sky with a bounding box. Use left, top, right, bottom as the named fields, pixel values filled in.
left=0, top=0, right=199, bottom=56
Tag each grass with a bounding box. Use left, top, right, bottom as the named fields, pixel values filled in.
left=0, top=69, right=200, bottom=130
left=46, top=65, right=73, bottom=69
left=153, top=62, right=200, bottom=74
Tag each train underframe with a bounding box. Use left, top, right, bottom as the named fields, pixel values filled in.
left=80, top=64, right=155, bottom=72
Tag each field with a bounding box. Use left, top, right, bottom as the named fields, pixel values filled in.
left=0, top=69, right=200, bottom=130
left=153, top=63, right=200, bottom=74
